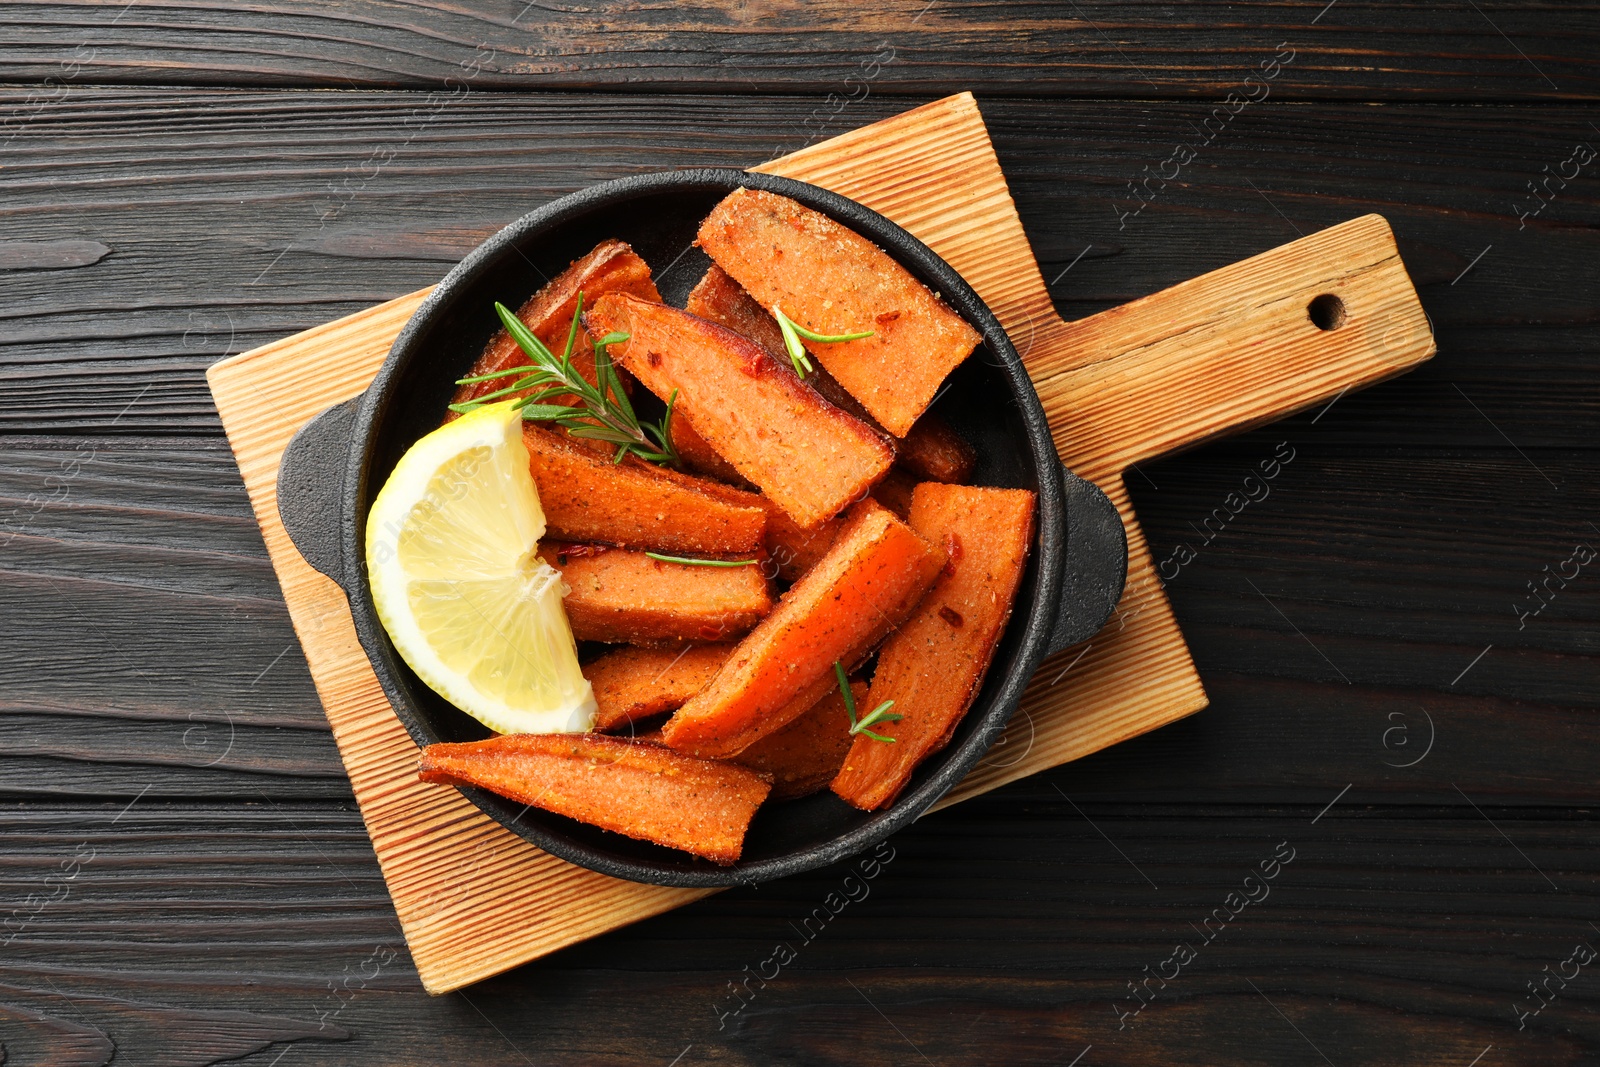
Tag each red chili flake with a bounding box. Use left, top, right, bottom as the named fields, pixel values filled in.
left=939, top=606, right=964, bottom=628
left=875, top=310, right=901, bottom=325
left=698, top=624, right=725, bottom=641
left=940, top=532, right=964, bottom=576
left=646, top=350, right=662, bottom=367
left=555, top=543, right=610, bottom=560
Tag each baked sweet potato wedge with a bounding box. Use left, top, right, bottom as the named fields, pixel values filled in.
left=697, top=188, right=981, bottom=436
left=897, top=417, right=977, bottom=484
left=585, top=643, right=733, bottom=732
left=869, top=466, right=919, bottom=520
left=583, top=293, right=892, bottom=530
left=665, top=468, right=840, bottom=584
left=524, top=423, right=766, bottom=555
left=660, top=499, right=945, bottom=758
left=685, top=262, right=791, bottom=361
left=687, top=263, right=975, bottom=483
left=539, top=543, right=772, bottom=645
left=418, top=733, right=770, bottom=864
left=832, top=484, right=1036, bottom=811
left=728, top=680, right=861, bottom=800
left=670, top=418, right=751, bottom=487
left=449, top=239, right=661, bottom=416
left=756, top=497, right=842, bottom=582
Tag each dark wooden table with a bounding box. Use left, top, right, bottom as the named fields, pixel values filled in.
left=2, top=4, right=1597, bottom=1064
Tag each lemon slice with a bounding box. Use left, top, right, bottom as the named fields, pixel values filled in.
left=364, top=401, right=595, bottom=734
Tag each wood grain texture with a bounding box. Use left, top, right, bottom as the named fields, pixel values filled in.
left=2, top=438, right=1591, bottom=804
left=1, top=91, right=1593, bottom=439
left=0, top=5, right=1596, bottom=1059
left=0, top=1, right=1594, bottom=99
left=2, top=797, right=1598, bottom=1063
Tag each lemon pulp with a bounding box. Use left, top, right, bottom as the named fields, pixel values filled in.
left=364, top=402, right=595, bottom=734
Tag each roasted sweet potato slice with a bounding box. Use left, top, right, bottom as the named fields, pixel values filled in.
left=729, top=680, right=861, bottom=800
left=583, top=293, right=892, bottom=529
left=585, top=643, right=733, bottom=732
left=832, top=484, right=1036, bottom=811
left=869, top=466, right=919, bottom=520
left=687, top=265, right=888, bottom=439
left=539, top=543, right=772, bottom=645
left=697, top=188, right=981, bottom=436
left=756, top=497, right=842, bottom=582
left=524, top=423, right=765, bottom=555
left=418, top=733, right=771, bottom=864
left=670, top=469, right=840, bottom=584
left=686, top=263, right=792, bottom=361
left=687, top=263, right=975, bottom=483
left=670, top=418, right=751, bottom=487
left=897, top=417, right=976, bottom=484
left=448, top=239, right=661, bottom=417
left=660, top=499, right=944, bottom=758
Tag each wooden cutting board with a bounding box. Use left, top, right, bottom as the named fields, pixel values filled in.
left=206, top=91, right=1433, bottom=994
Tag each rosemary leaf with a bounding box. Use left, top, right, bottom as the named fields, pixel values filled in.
left=495, top=303, right=559, bottom=364
left=459, top=299, right=678, bottom=468
left=514, top=403, right=583, bottom=420
left=833, top=661, right=898, bottom=743
left=771, top=306, right=875, bottom=379
left=456, top=364, right=544, bottom=385
left=561, top=294, right=584, bottom=363
left=644, top=552, right=758, bottom=568
left=855, top=700, right=901, bottom=731
left=774, top=307, right=814, bottom=378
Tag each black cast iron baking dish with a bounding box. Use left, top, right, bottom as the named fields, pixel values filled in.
left=277, top=168, right=1128, bottom=888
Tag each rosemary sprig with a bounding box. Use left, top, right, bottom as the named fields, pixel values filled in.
left=772, top=305, right=874, bottom=379
left=833, top=660, right=902, bottom=743
left=644, top=552, right=758, bottom=568
left=450, top=293, right=680, bottom=467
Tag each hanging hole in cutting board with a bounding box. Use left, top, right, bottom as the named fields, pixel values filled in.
left=1308, top=293, right=1347, bottom=331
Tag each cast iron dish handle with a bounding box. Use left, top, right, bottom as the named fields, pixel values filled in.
left=278, top=396, right=1126, bottom=654
left=1049, top=469, right=1127, bottom=653
left=277, top=396, right=359, bottom=588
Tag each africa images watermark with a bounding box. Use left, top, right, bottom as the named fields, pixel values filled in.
left=713, top=840, right=897, bottom=1030
left=1514, top=937, right=1596, bottom=1030
left=1112, top=839, right=1297, bottom=1031
left=1114, top=43, right=1297, bottom=231
left=1513, top=141, right=1594, bottom=230
left=789, top=44, right=897, bottom=155
left=254, top=41, right=497, bottom=285
left=0, top=788, right=154, bottom=945
left=1513, top=540, right=1593, bottom=631
left=0, top=441, right=99, bottom=548
left=1155, top=440, right=1297, bottom=584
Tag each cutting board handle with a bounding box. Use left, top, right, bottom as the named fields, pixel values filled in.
left=1030, top=214, right=1435, bottom=482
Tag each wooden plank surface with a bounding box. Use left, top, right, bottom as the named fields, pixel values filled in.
left=0, top=1, right=1594, bottom=99
left=3, top=438, right=1592, bottom=804
left=1, top=3, right=1598, bottom=1061
left=1, top=799, right=1596, bottom=1064
left=1, top=92, right=1593, bottom=436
